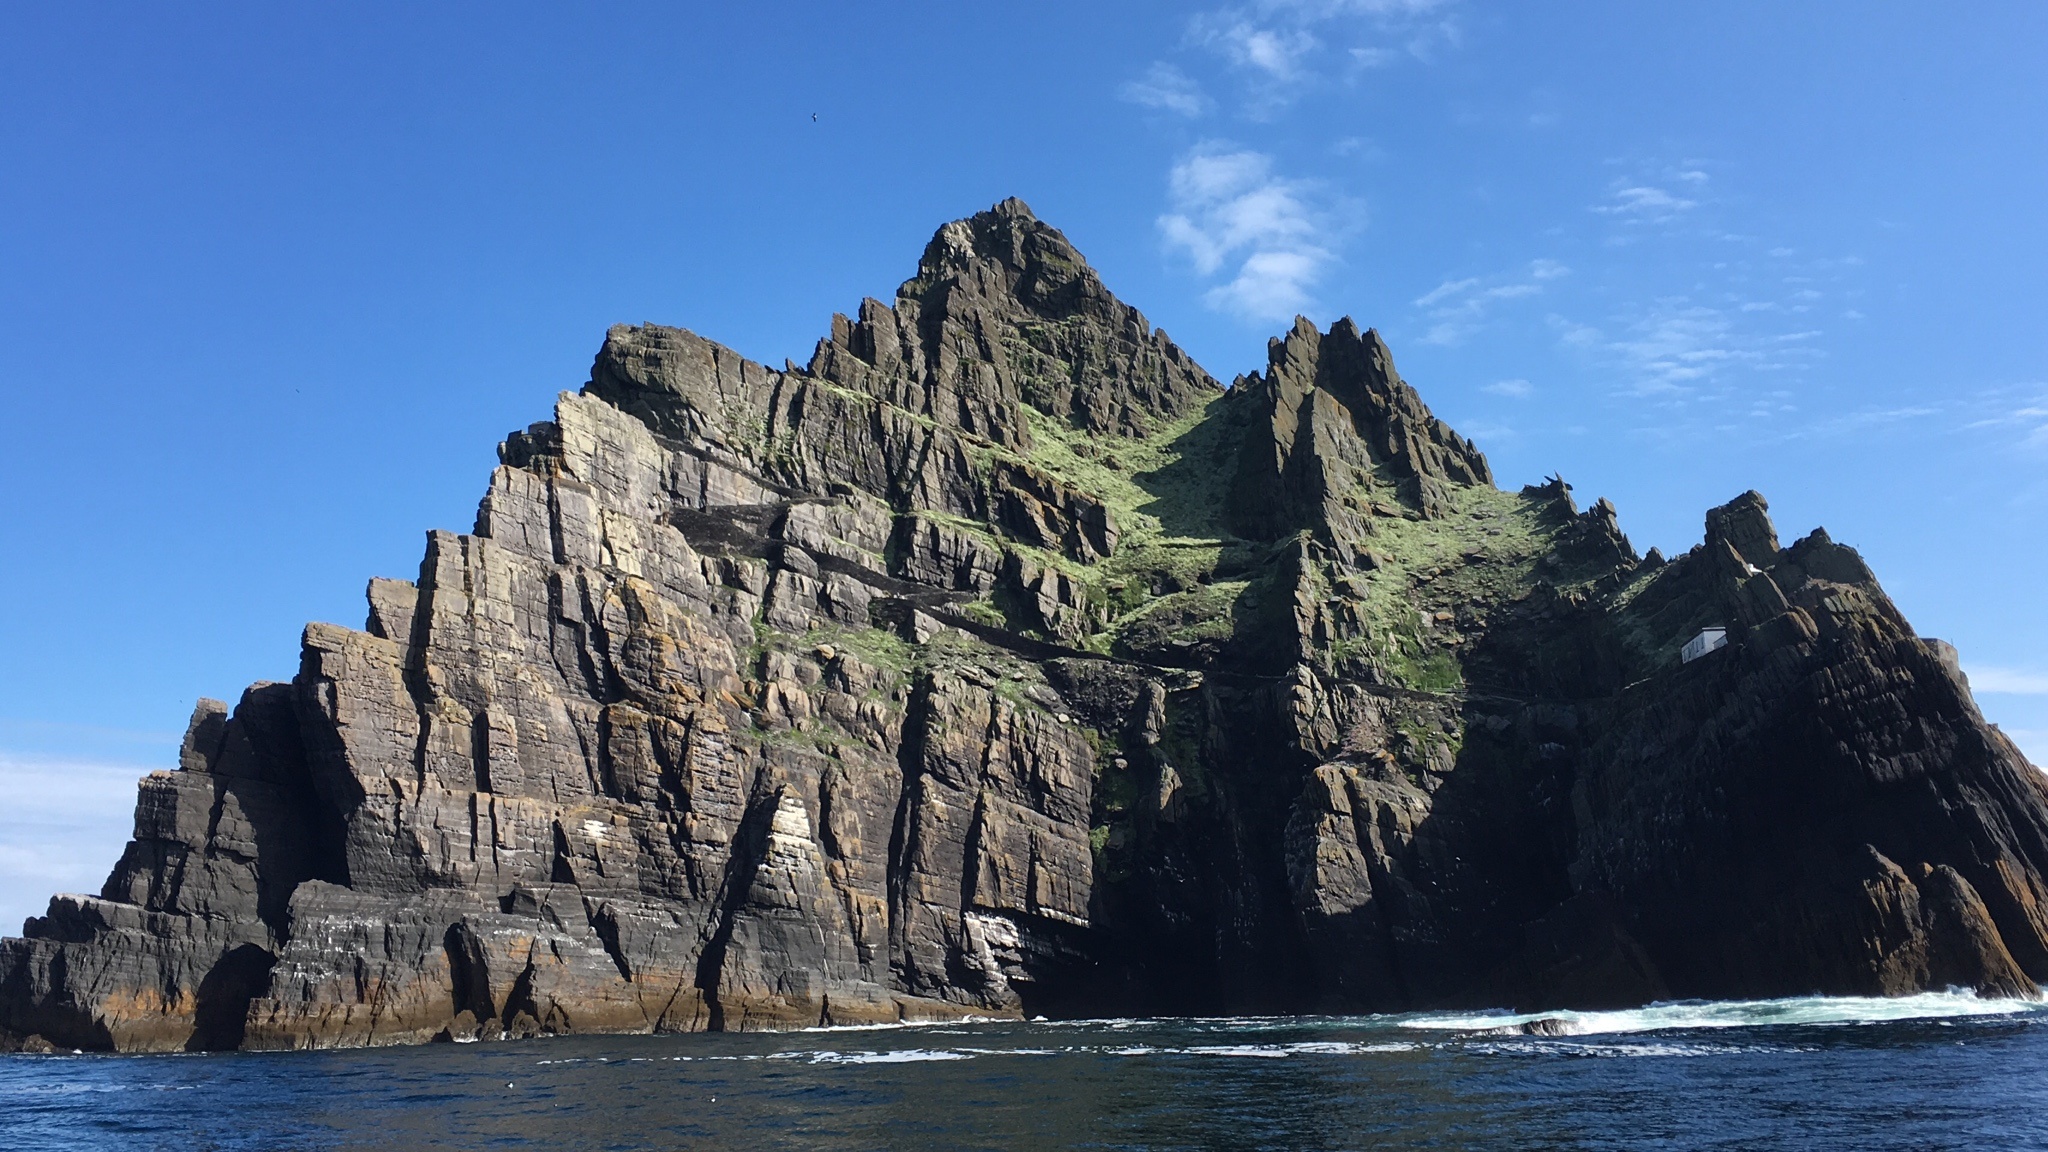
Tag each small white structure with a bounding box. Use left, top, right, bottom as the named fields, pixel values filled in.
left=1682, top=627, right=1729, bottom=664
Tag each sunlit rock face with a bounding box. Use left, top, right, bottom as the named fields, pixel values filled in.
left=5, top=198, right=2044, bottom=1053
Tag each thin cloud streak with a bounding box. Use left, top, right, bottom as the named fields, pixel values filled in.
left=1412, top=260, right=1567, bottom=345
left=1963, top=392, right=2048, bottom=451
left=1592, top=166, right=1712, bottom=228
left=1159, top=144, right=1348, bottom=321
left=1595, top=184, right=1698, bottom=221
left=1120, top=62, right=1210, bottom=117
left=1752, top=385, right=2048, bottom=452
left=1169, top=0, right=1462, bottom=115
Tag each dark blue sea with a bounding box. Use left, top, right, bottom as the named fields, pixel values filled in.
left=4, top=993, right=2045, bottom=1150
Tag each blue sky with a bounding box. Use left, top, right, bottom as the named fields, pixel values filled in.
left=2, top=1, right=2045, bottom=930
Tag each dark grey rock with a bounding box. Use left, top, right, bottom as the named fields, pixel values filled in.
left=4, top=199, right=2042, bottom=1054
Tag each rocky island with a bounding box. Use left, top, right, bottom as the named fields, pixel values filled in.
left=5, top=199, right=2045, bottom=1053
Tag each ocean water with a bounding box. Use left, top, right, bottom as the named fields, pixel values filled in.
left=4, top=992, right=2046, bottom=1151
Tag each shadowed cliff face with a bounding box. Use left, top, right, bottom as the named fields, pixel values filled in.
left=5, top=198, right=2043, bottom=1053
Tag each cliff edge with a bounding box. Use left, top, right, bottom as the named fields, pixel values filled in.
left=5, top=198, right=2043, bottom=1052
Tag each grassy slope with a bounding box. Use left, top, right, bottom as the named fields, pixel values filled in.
left=752, top=343, right=1640, bottom=702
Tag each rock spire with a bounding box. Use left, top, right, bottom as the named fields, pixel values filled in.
left=4, top=200, right=2042, bottom=1053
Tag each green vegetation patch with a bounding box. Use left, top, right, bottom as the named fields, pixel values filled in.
left=1014, top=396, right=1264, bottom=644
left=1329, top=483, right=1566, bottom=692
left=802, top=623, right=917, bottom=675
left=1390, top=646, right=1465, bottom=696
left=955, top=599, right=1007, bottom=629
left=1111, top=580, right=1248, bottom=657
left=1020, top=398, right=1238, bottom=549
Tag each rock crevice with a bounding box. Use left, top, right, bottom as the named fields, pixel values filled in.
left=4, top=199, right=2042, bottom=1052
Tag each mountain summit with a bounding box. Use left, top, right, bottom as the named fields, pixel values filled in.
left=5, top=200, right=2043, bottom=1052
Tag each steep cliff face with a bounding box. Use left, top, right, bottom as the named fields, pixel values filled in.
left=4, top=199, right=2043, bottom=1053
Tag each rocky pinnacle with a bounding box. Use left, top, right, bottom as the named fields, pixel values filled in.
left=4, top=199, right=2044, bottom=1053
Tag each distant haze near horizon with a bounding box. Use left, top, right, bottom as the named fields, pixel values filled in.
left=2, top=2, right=2044, bottom=932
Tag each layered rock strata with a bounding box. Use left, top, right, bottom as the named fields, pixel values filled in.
left=5, top=198, right=2043, bottom=1052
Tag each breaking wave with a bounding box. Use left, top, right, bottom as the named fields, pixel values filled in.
left=682, top=1041, right=1424, bottom=1064
left=777, top=1048, right=980, bottom=1064
left=523, top=991, right=2045, bottom=1070
left=1400, top=989, right=2047, bottom=1037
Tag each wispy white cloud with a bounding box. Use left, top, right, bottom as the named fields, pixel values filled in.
left=1969, top=666, right=2048, bottom=695
left=1275, top=0, right=1464, bottom=61
left=1754, top=382, right=2048, bottom=452
left=1264, top=0, right=1451, bottom=15
left=1168, top=0, right=1461, bottom=114
left=1959, top=387, right=2048, bottom=450
left=1589, top=163, right=1714, bottom=229
left=1549, top=314, right=1602, bottom=348
left=1160, top=147, right=1320, bottom=275
left=1191, top=16, right=1320, bottom=83
left=1595, top=184, right=1699, bottom=222
left=1561, top=306, right=1819, bottom=406
left=1414, top=277, right=1478, bottom=307
left=1819, top=406, right=1941, bottom=432
left=1130, top=3, right=1464, bottom=320
left=1604, top=302, right=1755, bottom=393
left=1484, top=378, right=1534, bottom=398
left=1604, top=243, right=1872, bottom=404
left=1121, top=62, right=1210, bottom=117
left=1412, top=259, right=1567, bottom=345
left=1160, top=144, right=1348, bottom=321
left=1216, top=250, right=1330, bottom=318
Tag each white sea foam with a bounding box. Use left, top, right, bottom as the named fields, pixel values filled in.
left=1170, top=1041, right=1419, bottom=1058
left=774, top=1048, right=976, bottom=1064
left=1177, top=1045, right=1293, bottom=1058
left=1401, top=989, right=2044, bottom=1037
left=1024, top=1017, right=1157, bottom=1031
left=518, top=992, right=2038, bottom=1071
left=0, top=1081, right=199, bottom=1094
left=700, top=1040, right=1426, bottom=1065
left=793, top=1014, right=1009, bottom=1034
left=1467, top=1040, right=1802, bottom=1058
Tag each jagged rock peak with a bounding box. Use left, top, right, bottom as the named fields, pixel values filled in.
left=1229, top=315, right=1495, bottom=539
left=1265, top=315, right=1491, bottom=490
left=912, top=197, right=1099, bottom=310
left=811, top=197, right=1221, bottom=440
left=573, top=199, right=1213, bottom=567
left=9, top=198, right=2048, bottom=1058
left=581, top=198, right=1221, bottom=504
left=1705, top=490, right=1780, bottom=570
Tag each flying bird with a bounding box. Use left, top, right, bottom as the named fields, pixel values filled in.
left=811, top=113, right=818, bottom=122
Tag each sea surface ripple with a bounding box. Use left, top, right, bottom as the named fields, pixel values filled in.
left=3, top=991, right=2044, bottom=1150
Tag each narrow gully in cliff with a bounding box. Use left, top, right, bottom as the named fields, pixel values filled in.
left=5, top=197, right=2043, bottom=1054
